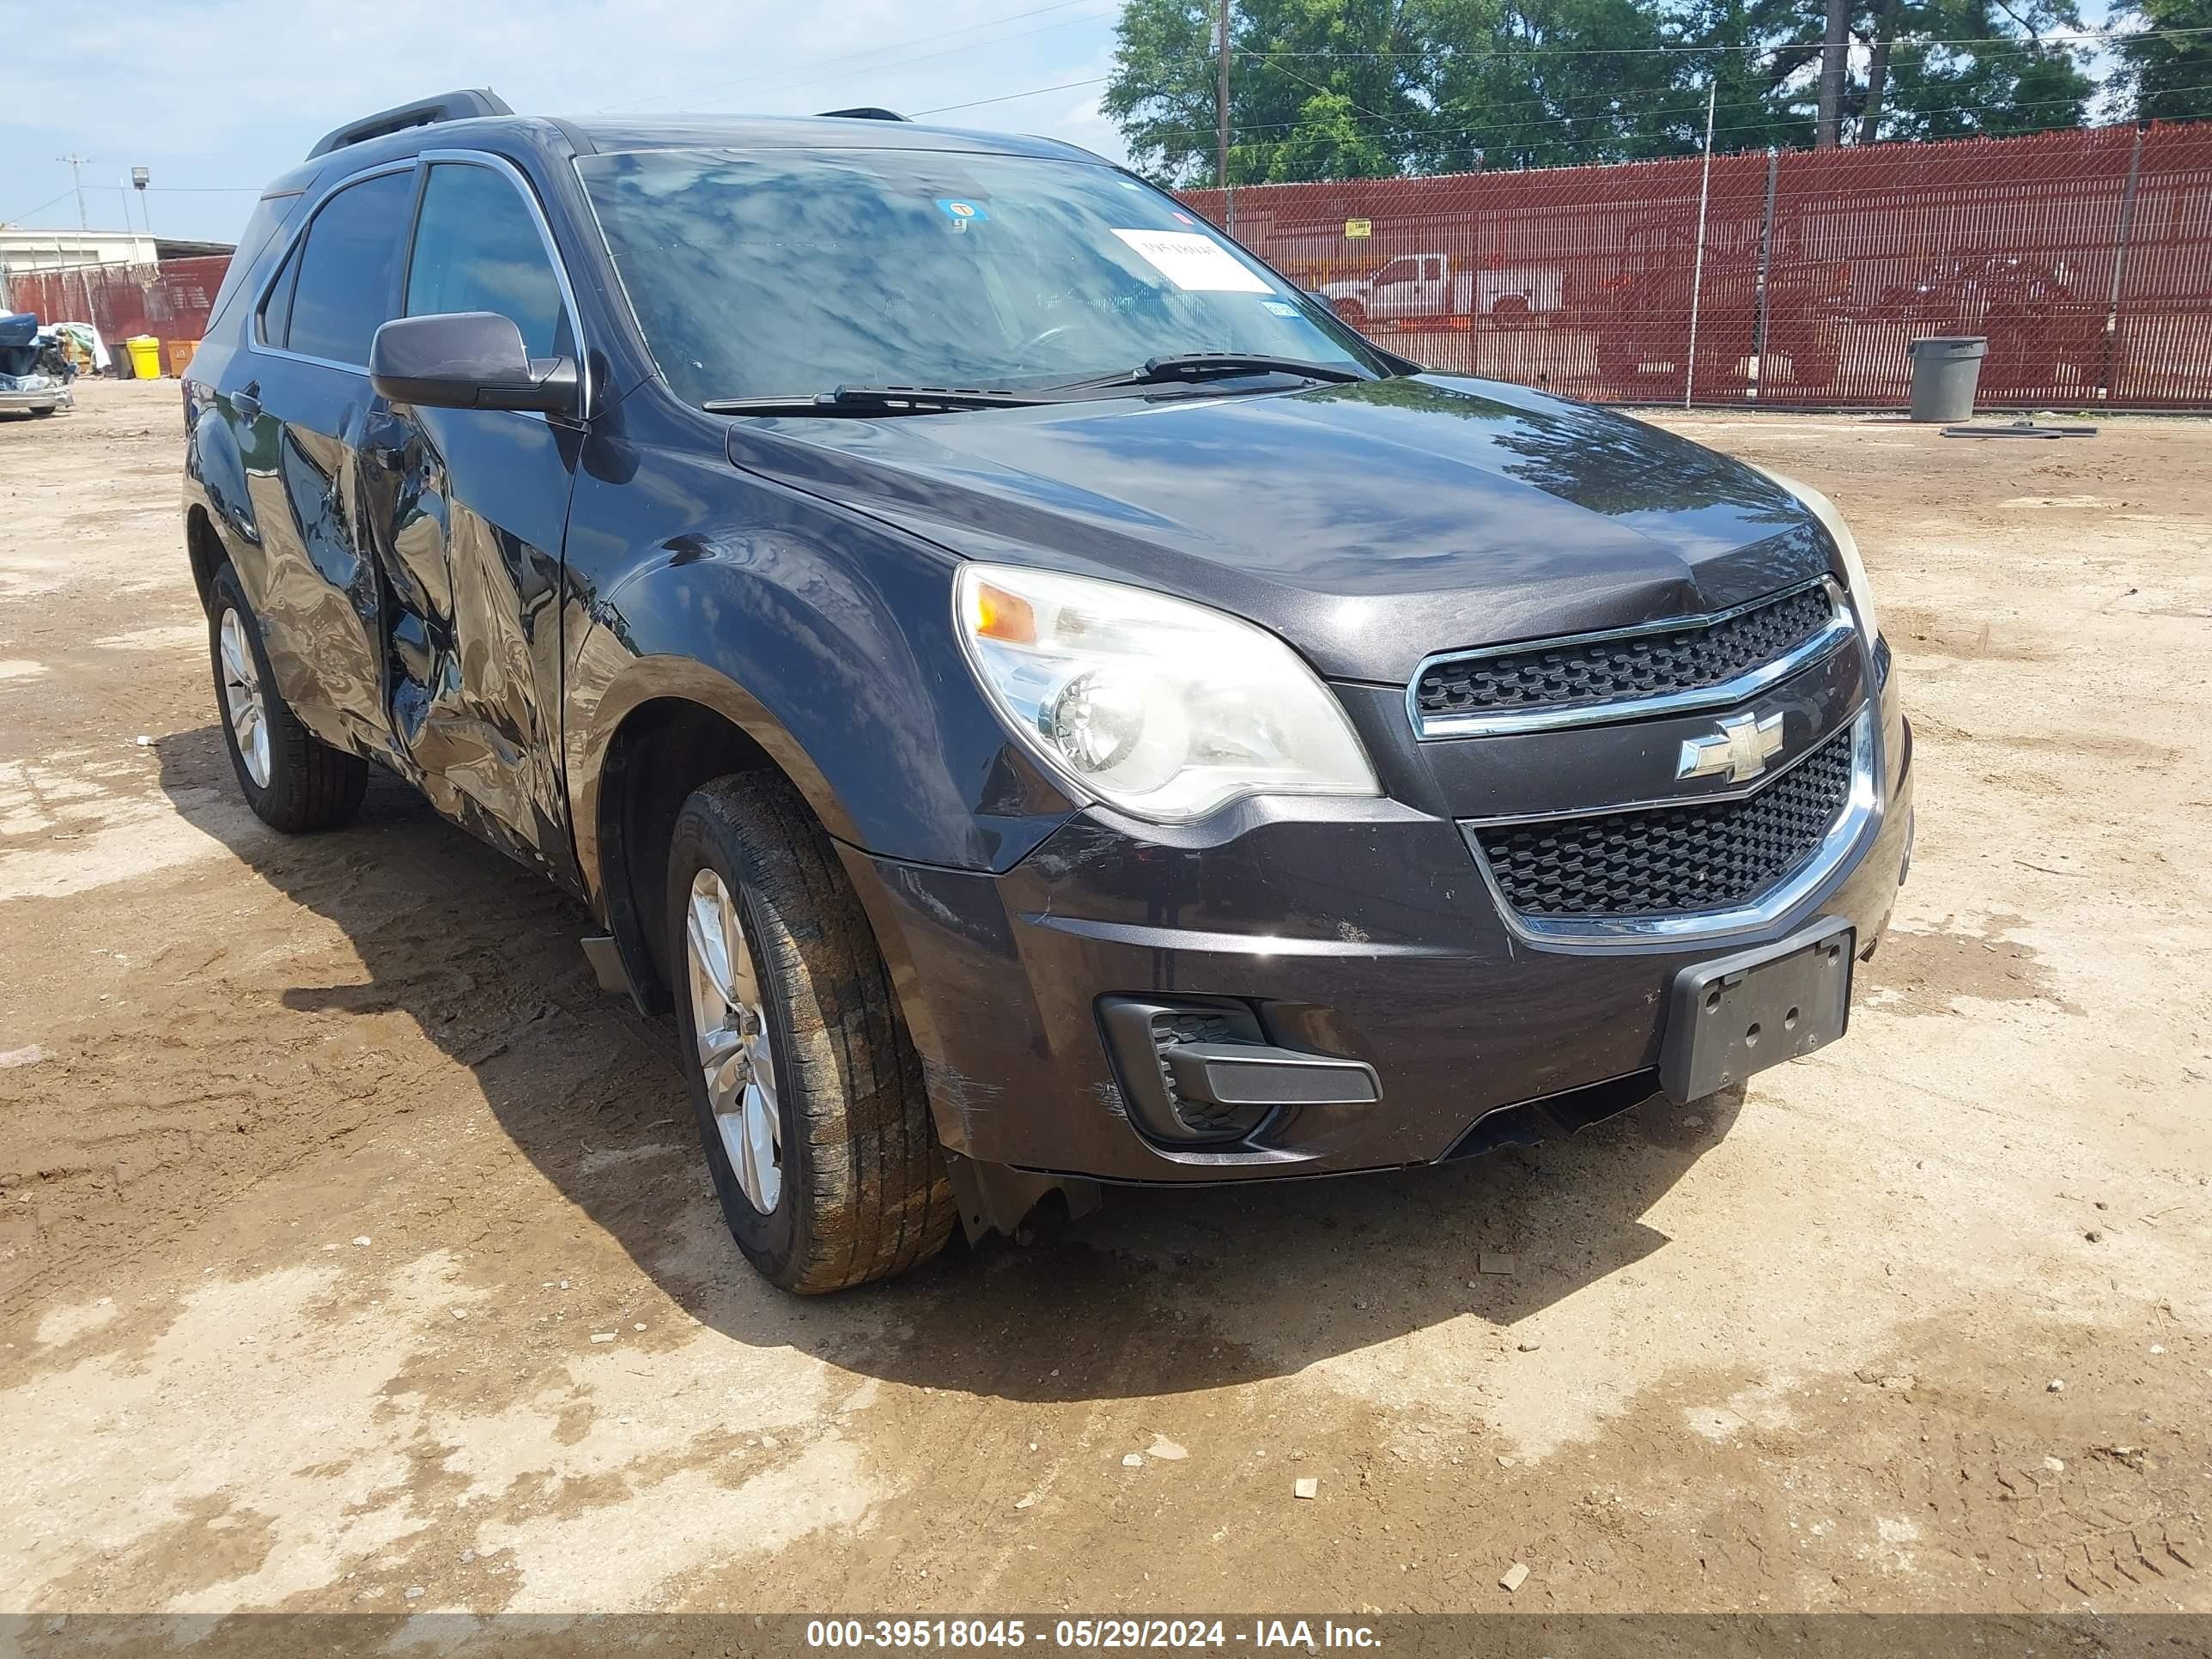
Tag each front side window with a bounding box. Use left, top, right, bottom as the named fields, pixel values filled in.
left=405, top=163, right=572, bottom=360
left=285, top=170, right=415, bottom=365
left=577, top=147, right=1386, bottom=406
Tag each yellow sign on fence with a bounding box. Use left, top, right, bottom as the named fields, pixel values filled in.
left=1344, top=218, right=1373, bottom=240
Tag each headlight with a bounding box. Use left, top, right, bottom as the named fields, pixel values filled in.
left=955, top=562, right=1380, bottom=823
left=1757, top=468, right=1881, bottom=645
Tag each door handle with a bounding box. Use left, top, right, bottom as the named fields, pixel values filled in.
left=230, top=382, right=261, bottom=422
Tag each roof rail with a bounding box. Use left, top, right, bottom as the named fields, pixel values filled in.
left=307, top=88, right=514, bottom=160
left=816, top=106, right=911, bottom=122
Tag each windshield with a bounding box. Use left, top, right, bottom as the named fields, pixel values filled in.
left=576, top=146, right=1386, bottom=405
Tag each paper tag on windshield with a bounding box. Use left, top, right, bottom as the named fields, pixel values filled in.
left=1110, top=228, right=1273, bottom=294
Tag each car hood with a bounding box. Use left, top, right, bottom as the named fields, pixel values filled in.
left=721, top=374, right=1829, bottom=684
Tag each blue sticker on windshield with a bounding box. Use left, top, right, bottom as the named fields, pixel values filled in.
left=1261, top=299, right=1301, bottom=317
left=937, top=198, right=989, bottom=223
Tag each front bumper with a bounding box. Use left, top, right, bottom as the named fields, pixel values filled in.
left=846, top=685, right=1912, bottom=1187
left=0, top=386, right=71, bottom=415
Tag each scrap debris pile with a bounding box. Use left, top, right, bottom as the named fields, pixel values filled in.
left=0, top=311, right=88, bottom=415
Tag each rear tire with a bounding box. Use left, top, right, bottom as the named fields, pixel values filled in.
left=206, top=562, right=368, bottom=832
left=666, top=772, right=956, bottom=1293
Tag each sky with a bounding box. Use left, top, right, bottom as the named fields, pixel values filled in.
left=0, top=0, right=1132, bottom=246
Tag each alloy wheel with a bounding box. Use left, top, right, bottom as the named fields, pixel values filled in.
left=218, top=608, right=271, bottom=788
left=684, top=866, right=782, bottom=1213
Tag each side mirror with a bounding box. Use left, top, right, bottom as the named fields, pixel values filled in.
left=1309, top=291, right=1340, bottom=315
left=369, top=312, right=578, bottom=416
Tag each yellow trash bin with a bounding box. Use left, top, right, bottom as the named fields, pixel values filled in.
left=126, top=335, right=164, bottom=380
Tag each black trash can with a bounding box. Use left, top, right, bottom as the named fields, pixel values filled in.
left=1908, top=336, right=1987, bottom=423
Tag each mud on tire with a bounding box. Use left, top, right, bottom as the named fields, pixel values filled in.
left=666, top=772, right=956, bottom=1293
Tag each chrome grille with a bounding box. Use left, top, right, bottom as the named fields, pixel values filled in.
left=1411, top=581, right=1847, bottom=738
left=1470, top=719, right=1859, bottom=921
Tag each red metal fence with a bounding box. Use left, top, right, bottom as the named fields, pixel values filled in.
left=3, top=255, right=231, bottom=373
left=1181, top=122, right=2212, bottom=410
left=9, top=127, right=2207, bottom=407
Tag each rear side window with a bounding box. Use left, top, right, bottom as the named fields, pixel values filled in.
left=404, top=163, right=572, bottom=360
left=284, top=170, right=415, bottom=366
left=258, top=243, right=301, bottom=348
left=208, top=191, right=305, bottom=334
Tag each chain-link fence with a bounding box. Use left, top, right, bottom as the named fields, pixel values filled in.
left=1180, top=121, right=2212, bottom=410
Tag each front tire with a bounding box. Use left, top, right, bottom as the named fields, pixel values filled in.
left=666, top=773, right=956, bottom=1293
left=206, top=562, right=367, bottom=832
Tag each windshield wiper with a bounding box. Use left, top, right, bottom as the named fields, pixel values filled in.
left=1052, top=353, right=1373, bottom=392
left=704, top=384, right=1045, bottom=416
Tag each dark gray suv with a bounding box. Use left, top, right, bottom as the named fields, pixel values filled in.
left=179, top=89, right=1912, bottom=1291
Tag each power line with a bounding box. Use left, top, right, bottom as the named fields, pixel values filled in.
left=1220, top=24, right=2212, bottom=61
left=1250, top=46, right=1401, bottom=131
left=1151, top=85, right=2182, bottom=173
left=604, top=0, right=1107, bottom=112
left=1138, top=26, right=2184, bottom=163
left=0, top=188, right=79, bottom=226
left=735, top=9, right=1116, bottom=109
left=1154, top=70, right=1741, bottom=137
left=4, top=184, right=268, bottom=232
left=911, top=76, right=1110, bottom=116
left=1151, top=27, right=2166, bottom=140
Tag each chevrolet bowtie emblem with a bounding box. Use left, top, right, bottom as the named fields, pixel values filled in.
left=1677, top=710, right=1786, bottom=784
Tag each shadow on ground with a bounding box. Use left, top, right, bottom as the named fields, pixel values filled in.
left=157, top=723, right=1740, bottom=1403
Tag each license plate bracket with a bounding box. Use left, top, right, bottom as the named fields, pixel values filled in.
left=1660, top=920, right=1855, bottom=1102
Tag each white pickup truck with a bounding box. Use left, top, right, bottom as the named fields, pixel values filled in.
left=1319, top=252, right=1563, bottom=331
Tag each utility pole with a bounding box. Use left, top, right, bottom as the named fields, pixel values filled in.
left=1215, top=0, right=1232, bottom=192
left=1685, top=81, right=1718, bottom=409
left=57, top=153, right=92, bottom=230
left=1816, top=0, right=1850, bottom=147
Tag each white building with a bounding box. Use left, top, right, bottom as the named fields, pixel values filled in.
left=0, top=227, right=161, bottom=274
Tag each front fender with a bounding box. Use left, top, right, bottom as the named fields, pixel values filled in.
left=562, top=428, right=1078, bottom=906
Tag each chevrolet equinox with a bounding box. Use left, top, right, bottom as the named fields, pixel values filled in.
left=180, top=90, right=1913, bottom=1291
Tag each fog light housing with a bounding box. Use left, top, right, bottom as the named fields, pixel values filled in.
left=1097, top=995, right=1381, bottom=1146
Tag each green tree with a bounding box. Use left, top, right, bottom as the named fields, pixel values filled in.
left=1674, top=0, right=1824, bottom=153
left=1103, top=0, right=2110, bottom=183
left=1104, top=0, right=1432, bottom=184
left=1415, top=0, right=1702, bottom=170
left=2113, top=0, right=2212, bottom=118
left=1864, top=0, right=2093, bottom=140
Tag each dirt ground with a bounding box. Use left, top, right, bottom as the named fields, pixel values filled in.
left=1, top=380, right=2208, bottom=1620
